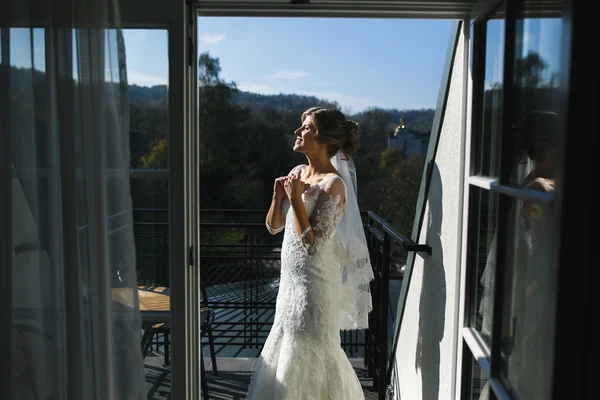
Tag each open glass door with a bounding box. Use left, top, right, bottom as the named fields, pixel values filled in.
left=119, top=2, right=201, bottom=399
left=2, top=0, right=201, bottom=398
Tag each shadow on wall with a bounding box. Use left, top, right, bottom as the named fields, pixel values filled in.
left=415, top=162, right=447, bottom=400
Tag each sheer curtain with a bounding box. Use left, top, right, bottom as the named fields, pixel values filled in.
left=2, top=0, right=144, bottom=399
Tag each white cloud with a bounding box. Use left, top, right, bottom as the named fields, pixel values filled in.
left=199, top=33, right=226, bottom=44
left=126, top=70, right=167, bottom=87
left=104, top=67, right=120, bottom=82
left=263, top=70, right=310, bottom=80
left=237, top=82, right=283, bottom=94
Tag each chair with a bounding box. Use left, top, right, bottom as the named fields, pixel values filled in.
left=150, top=321, right=171, bottom=366
left=137, top=285, right=171, bottom=367
left=201, top=285, right=218, bottom=400
left=116, top=263, right=171, bottom=366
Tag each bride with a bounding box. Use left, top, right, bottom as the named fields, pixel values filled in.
left=246, top=107, right=374, bottom=399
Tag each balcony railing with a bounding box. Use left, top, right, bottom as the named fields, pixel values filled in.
left=132, top=205, right=418, bottom=399
left=128, top=166, right=421, bottom=399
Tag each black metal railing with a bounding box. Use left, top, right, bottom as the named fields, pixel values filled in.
left=130, top=207, right=424, bottom=393
left=364, top=211, right=431, bottom=400
left=198, top=210, right=367, bottom=359
left=133, top=208, right=169, bottom=287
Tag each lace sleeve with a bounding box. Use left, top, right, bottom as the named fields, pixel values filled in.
left=299, top=176, right=346, bottom=254
left=265, top=165, right=305, bottom=234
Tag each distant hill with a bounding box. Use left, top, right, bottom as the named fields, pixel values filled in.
left=127, top=84, right=436, bottom=131
left=230, top=91, right=340, bottom=113
left=128, top=84, right=168, bottom=107
left=126, top=84, right=340, bottom=113
left=7, top=66, right=436, bottom=135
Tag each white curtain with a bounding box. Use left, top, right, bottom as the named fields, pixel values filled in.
left=2, top=0, right=144, bottom=399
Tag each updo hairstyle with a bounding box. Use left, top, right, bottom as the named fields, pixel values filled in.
left=301, top=107, right=360, bottom=158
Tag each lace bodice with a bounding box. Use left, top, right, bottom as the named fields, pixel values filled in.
left=266, top=165, right=346, bottom=254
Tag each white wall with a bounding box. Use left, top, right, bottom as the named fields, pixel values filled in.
left=392, top=24, right=467, bottom=400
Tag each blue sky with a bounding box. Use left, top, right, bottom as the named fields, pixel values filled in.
left=194, top=17, right=453, bottom=112
left=484, top=17, right=562, bottom=89
left=124, top=17, right=454, bottom=113
left=5, top=17, right=562, bottom=114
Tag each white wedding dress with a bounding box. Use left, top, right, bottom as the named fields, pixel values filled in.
left=246, top=165, right=365, bottom=400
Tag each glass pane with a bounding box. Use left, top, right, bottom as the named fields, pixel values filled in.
left=500, top=193, right=558, bottom=399
left=10, top=27, right=69, bottom=400
left=121, top=28, right=172, bottom=396
left=469, top=187, right=498, bottom=348
left=508, top=2, right=563, bottom=187
left=72, top=27, right=144, bottom=398
left=469, top=357, right=491, bottom=400
left=499, top=3, right=563, bottom=396
left=122, top=29, right=170, bottom=286
left=474, top=7, right=504, bottom=177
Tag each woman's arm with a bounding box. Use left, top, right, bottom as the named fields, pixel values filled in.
left=265, top=176, right=287, bottom=234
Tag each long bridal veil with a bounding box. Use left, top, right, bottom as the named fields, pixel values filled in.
left=330, top=149, right=374, bottom=330
left=2, top=0, right=144, bottom=398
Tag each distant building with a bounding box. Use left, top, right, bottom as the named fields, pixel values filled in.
left=388, top=118, right=430, bottom=157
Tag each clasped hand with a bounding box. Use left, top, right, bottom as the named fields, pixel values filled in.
left=274, top=173, right=309, bottom=201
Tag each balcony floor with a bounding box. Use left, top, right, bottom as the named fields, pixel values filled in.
left=144, top=352, right=377, bottom=399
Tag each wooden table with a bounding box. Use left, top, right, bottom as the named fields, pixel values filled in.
left=111, top=285, right=171, bottom=362
left=111, top=285, right=211, bottom=366
left=112, top=286, right=170, bottom=317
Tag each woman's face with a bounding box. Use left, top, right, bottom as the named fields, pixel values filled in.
left=293, top=115, right=319, bottom=153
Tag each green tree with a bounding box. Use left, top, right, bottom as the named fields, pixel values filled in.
left=140, top=139, right=168, bottom=169
left=367, top=153, right=425, bottom=237
left=513, top=50, right=559, bottom=118
left=379, top=147, right=406, bottom=175
left=197, top=52, right=239, bottom=207
left=515, top=51, right=549, bottom=89
left=355, top=107, right=395, bottom=155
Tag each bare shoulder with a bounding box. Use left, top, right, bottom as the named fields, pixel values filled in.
left=288, top=164, right=307, bottom=176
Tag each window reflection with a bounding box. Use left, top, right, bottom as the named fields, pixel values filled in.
left=501, top=192, right=557, bottom=399
left=500, top=5, right=562, bottom=398
left=509, top=4, right=562, bottom=187
left=470, top=357, right=490, bottom=400
left=471, top=187, right=498, bottom=348
left=475, top=9, right=504, bottom=177
left=511, top=110, right=558, bottom=188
